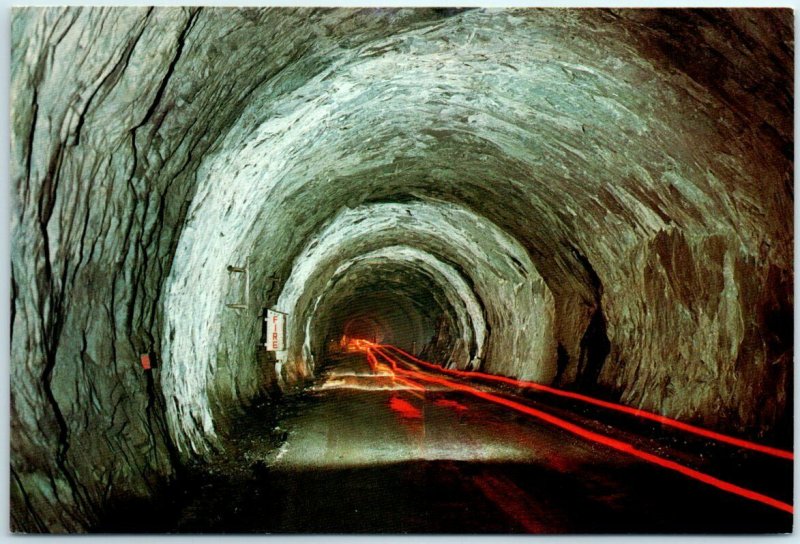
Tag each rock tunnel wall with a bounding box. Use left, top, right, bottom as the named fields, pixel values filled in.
left=10, top=7, right=793, bottom=532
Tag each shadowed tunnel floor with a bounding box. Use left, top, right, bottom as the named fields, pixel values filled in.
left=93, top=353, right=792, bottom=534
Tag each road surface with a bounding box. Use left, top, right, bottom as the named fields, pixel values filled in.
left=94, top=347, right=793, bottom=533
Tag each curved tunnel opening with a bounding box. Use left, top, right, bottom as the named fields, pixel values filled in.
left=342, top=316, right=385, bottom=345
left=332, top=295, right=433, bottom=355
left=308, top=259, right=476, bottom=370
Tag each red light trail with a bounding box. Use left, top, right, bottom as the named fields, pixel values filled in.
left=470, top=473, right=549, bottom=533
left=434, top=398, right=469, bottom=412
left=389, top=396, right=423, bottom=419
left=366, top=344, right=793, bottom=515
left=377, top=344, right=794, bottom=461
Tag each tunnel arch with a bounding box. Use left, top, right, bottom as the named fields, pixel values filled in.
left=161, top=9, right=790, bottom=447
left=164, top=196, right=557, bottom=452
left=149, top=8, right=790, bottom=457
left=297, top=246, right=491, bottom=374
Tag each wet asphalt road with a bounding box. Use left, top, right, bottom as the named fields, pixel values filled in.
left=95, top=352, right=792, bottom=534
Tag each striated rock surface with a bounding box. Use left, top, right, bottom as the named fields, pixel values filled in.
left=10, top=7, right=793, bottom=532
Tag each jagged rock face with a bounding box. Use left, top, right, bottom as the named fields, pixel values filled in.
left=10, top=7, right=793, bottom=532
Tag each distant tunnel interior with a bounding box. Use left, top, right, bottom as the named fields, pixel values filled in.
left=318, top=265, right=453, bottom=357
left=10, top=7, right=793, bottom=532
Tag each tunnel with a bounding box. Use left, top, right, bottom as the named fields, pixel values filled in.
left=10, top=7, right=793, bottom=533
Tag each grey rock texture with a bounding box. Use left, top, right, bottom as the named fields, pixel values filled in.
left=10, top=7, right=792, bottom=532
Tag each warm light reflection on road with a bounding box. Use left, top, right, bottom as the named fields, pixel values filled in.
left=366, top=343, right=793, bottom=515
left=342, top=336, right=375, bottom=353
left=275, top=346, right=540, bottom=470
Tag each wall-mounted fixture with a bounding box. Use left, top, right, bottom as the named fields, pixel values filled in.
left=226, top=256, right=250, bottom=309
left=260, top=308, right=288, bottom=351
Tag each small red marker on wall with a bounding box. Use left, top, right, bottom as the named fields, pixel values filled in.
left=140, top=353, right=152, bottom=371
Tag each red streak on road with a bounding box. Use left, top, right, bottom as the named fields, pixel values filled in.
left=378, top=344, right=793, bottom=462
left=365, top=349, right=379, bottom=372
left=471, top=473, right=549, bottom=533
left=368, top=345, right=793, bottom=515
left=434, top=398, right=469, bottom=412
left=389, top=397, right=423, bottom=419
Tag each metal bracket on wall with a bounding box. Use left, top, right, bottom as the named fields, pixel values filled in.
left=226, top=256, right=250, bottom=310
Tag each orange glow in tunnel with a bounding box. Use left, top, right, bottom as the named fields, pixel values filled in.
left=341, top=336, right=376, bottom=353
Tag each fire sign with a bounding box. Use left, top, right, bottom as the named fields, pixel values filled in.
left=266, top=309, right=287, bottom=351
